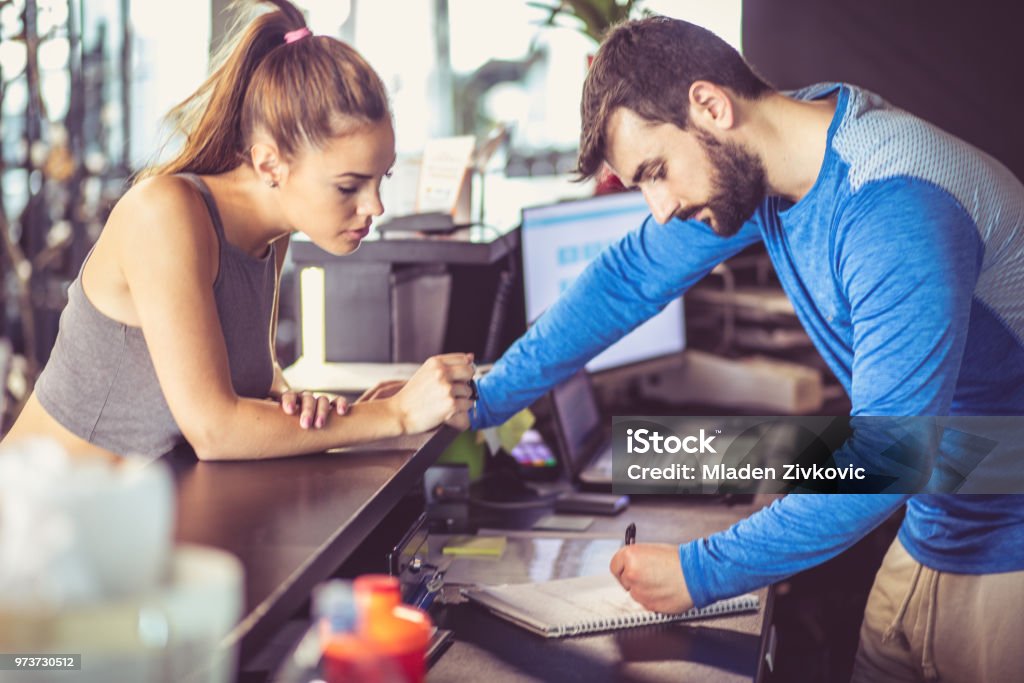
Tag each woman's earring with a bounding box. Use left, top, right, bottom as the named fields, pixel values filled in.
left=266, top=179, right=279, bottom=189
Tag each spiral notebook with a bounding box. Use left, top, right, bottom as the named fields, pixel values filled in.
left=463, top=574, right=759, bottom=638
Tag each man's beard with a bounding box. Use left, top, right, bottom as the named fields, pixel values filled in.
left=692, top=129, right=768, bottom=237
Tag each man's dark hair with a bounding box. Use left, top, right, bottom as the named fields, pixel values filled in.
left=577, top=16, right=773, bottom=180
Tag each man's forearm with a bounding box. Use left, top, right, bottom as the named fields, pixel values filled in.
left=679, top=493, right=908, bottom=607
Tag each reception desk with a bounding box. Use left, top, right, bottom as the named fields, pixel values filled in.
left=164, top=433, right=776, bottom=682
left=163, top=427, right=457, bottom=666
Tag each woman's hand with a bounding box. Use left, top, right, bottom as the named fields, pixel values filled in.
left=280, top=390, right=349, bottom=429
left=387, top=353, right=475, bottom=434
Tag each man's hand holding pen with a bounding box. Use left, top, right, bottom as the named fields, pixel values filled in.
left=610, top=523, right=694, bottom=614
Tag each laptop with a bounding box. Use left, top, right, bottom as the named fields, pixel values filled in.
left=550, top=369, right=764, bottom=500
left=550, top=369, right=616, bottom=491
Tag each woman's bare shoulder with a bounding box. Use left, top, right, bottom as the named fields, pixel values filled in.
left=112, top=175, right=209, bottom=230
left=104, top=175, right=218, bottom=276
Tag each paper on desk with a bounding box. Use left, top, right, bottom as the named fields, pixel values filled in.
left=417, top=135, right=476, bottom=216
left=439, top=536, right=621, bottom=586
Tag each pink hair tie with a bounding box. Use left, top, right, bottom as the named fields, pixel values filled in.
left=284, top=27, right=312, bottom=44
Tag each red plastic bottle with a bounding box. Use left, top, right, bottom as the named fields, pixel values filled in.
left=322, top=635, right=388, bottom=683
left=314, top=580, right=389, bottom=683
left=354, top=575, right=433, bottom=683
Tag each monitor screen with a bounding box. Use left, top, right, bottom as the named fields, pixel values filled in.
left=520, top=191, right=686, bottom=372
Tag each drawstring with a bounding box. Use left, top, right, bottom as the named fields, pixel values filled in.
left=881, top=559, right=941, bottom=681
left=921, top=569, right=940, bottom=681
left=883, top=561, right=923, bottom=644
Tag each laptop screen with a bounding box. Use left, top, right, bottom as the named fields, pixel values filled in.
left=520, top=191, right=686, bottom=373
left=550, top=370, right=606, bottom=477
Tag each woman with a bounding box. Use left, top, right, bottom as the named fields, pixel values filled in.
left=2, top=0, right=474, bottom=461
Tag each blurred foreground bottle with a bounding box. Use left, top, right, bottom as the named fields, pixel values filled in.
left=354, top=575, right=433, bottom=683
left=314, top=580, right=387, bottom=683
left=313, top=575, right=431, bottom=683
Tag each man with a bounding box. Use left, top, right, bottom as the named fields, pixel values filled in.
left=469, top=16, right=1024, bottom=682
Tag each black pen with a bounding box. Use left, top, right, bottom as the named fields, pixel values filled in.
left=624, top=522, right=636, bottom=546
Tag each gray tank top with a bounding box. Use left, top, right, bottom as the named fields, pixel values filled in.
left=35, top=174, right=278, bottom=457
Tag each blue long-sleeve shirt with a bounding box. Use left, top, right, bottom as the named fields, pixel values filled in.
left=471, top=83, right=1024, bottom=607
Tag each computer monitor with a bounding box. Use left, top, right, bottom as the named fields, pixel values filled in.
left=520, top=191, right=686, bottom=373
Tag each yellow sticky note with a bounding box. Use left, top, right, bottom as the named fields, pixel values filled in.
left=442, top=535, right=507, bottom=557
